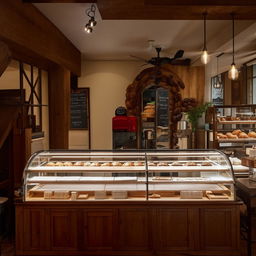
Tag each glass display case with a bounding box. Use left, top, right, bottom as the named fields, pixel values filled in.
left=23, top=150, right=235, bottom=202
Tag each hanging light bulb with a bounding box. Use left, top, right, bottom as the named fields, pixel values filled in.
left=228, top=63, right=239, bottom=80
left=84, top=4, right=97, bottom=33
left=201, top=50, right=209, bottom=65
left=201, top=13, right=210, bottom=65
left=228, top=13, right=239, bottom=81
left=213, top=53, right=223, bottom=88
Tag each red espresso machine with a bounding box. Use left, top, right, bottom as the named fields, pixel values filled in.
left=112, top=107, right=137, bottom=149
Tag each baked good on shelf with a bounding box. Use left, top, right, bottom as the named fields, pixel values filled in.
left=55, top=162, right=64, bottom=166
left=123, top=162, right=134, bottom=166
left=171, top=161, right=183, bottom=166
left=226, top=132, right=233, bottom=138
left=77, top=194, right=89, bottom=199
left=134, top=161, right=144, bottom=166
left=74, top=161, right=83, bottom=166
left=149, top=193, right=161, bottom=198
left=201, top=162, right=212, bottom=166
left=220, top=117, right=226, bottom=121
left=63, top=162, right=72, bottom=166
left=148, top=162, right=157, bottom=166
left=225, top=116, right=232, bottom=121
left=185, top=162, right=197, bottom=166
left=157, top=162, right=168, bottom=166
left=248, top=131, right=256, bottom=138
left=83, top=162, right=91, bottom=166
left=90, top=162, right=101, bottom=167
left=232, top=129, right=241, bottom=135
left=235, top=117, right=240, bottom=120
left=46, top=162, right=55, bottom=166
left=238, top=132, right=249, bottom=138
left=218, top=134, right=228, bottom=139
left=112, top=161, right=122, bottom=166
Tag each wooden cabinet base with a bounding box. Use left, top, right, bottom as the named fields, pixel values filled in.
left=15, top=201, right=241, bottom=256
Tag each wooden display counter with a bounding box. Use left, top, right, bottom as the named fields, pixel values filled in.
left=16, top=200, right=241, bottom=256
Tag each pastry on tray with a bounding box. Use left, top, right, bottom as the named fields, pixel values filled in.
left=218, top=134, right=228, bottom=139
left=83, top=162, right=91, bottom=166
left=101, top=162, right=113, bottom=166
left=171, top=161, right=183, bottom=166
left=46, top=162, right=55, bottom=166
left=248, top=131, right=256, bottom=138
left=149, top=193, right=161, bottom=198
left=238, top=132, right=249, bottom=138
left=134, top=161, right=144, bottom=166
left=157, top=162, right=169, bottom=166
left=63, top=162, right=72, bottom=166
left=74, top=161, right=84, bottom=166
left=55, top=161, right=64, bottom=166
left=201, top=162, right=212, bottom=166
left=148, top=162, right=157, bottom=166
left=112, top=161, right=122, bottom=166
left=232, top=129, right=241, bottom=136
left=185, top=162, right=197, bottom=166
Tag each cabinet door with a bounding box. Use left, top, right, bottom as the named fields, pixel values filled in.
left=83, top=210, right=116, bottom=250
left=50, top=209, right=78, bottom=251
left=200, top=207, right=240, bottom=251
left=118, top=208, right=150, bottom=251
left=23, top=208, right=48, bottom=251
left=154, top=208, right=195, bottom=251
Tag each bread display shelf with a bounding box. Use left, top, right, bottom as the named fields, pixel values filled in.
left=218, top=120, right=256, bottom=125
left=218, top=138, right=256, bottom=143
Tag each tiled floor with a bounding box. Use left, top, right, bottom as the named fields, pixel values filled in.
left=0, top=239, right=249, bottom=256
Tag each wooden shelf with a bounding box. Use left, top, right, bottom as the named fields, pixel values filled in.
left=218, top=120, right=256, bottom=125
left=218, top=138, right=256, bottom=143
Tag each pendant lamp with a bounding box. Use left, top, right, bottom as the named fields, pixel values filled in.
left=201, top=13, right=210, bottom=65
left=228, top=14, right=239, bottom=80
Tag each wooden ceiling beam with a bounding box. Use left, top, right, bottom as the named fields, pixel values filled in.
left=0, top=0, right=81, bottom=75
left=145, top=0, right=256, bottom=6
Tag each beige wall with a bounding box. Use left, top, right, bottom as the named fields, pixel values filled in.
left=74, top=60, right=144, bottom=150
left=0, top=60, right=49, bottom=151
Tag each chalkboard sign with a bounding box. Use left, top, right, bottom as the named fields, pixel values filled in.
left=157, top=88, right=169, bottom=127
left=70, top=88, right=90, bottom=129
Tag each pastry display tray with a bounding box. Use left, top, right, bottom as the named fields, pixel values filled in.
left=27, top=176, right=233, bottom=184
left=28, top=164, right=229, bottom=172
left=30, top=183, right=227, bottom=192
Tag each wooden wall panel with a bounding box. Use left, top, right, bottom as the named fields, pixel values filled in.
left=49, top=65, right=70, bottom=149
left=0, top=0, right=81, bottom=75
left=170, top=65, right=205, bottom=104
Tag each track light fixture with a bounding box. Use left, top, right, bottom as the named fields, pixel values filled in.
left=201, top=12, right=210, bottom=65
left=85, top=4, right=97, bottom=34
left=228, top=13, right=239, bottom=80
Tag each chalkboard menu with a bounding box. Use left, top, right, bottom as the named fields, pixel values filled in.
left=70, top=88, right=89, bottom=129
left=157, top=88, right=169, bottom=127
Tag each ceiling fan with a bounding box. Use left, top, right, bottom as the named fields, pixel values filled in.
left=130, top=47, right=190, bottom=66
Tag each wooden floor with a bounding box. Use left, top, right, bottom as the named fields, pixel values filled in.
left=0, top=239, right=249, bottom=256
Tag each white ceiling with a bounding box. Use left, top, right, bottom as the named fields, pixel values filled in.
left=34, top=3, right=256, bottom=66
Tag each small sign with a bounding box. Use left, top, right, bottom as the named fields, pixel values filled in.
left=70, top=88, right=89, bottom=130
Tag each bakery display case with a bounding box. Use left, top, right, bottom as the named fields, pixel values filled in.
left=23, top=150, right=235, bottom=201
left=209, top=105, right=256, bottom=149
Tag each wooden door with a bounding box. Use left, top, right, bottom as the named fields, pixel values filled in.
left=83, top=209, right=116, bottom=250
left=154, top=208, right=195, bottom=251
left=118, top=208, right=150, bottom=251
left=200, top=207, right=240, bottom=251
left=23, top=208, right=49, bottom=251
left=50, top=209, right=78, bottom=251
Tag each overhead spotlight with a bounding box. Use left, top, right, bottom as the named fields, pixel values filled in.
left=89, top=17, right=97, bottom=27
left=85, top=23, right=92, bottom=33
left=85, top=4, right=97, bottom=33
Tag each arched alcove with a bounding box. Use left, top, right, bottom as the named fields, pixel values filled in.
left=125, top=65, right=196, bottom=148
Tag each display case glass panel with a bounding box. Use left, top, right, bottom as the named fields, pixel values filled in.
left=23, top=150, right=235, bottom=202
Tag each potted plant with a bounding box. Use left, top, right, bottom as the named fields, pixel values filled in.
left=186, top=102, right=211, bottom=148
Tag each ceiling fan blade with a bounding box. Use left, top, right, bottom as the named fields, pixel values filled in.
left=130, top=55, right=148, bottom=62
left=173, top=50, right=184, bottom=59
